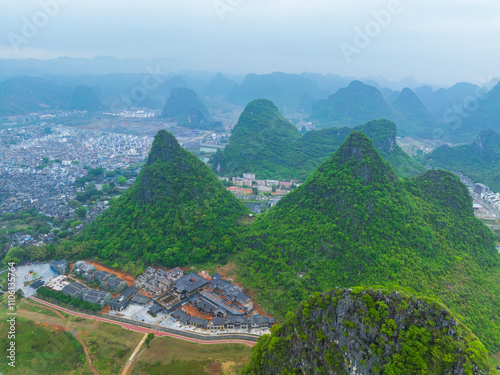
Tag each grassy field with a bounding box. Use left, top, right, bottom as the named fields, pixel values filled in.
left=79, top=321, right=143, bottom=374
left=0, top=294, right=253, bottom=374
left=131, top=336, right=252, bottom=375
left=0, top=317, right=93, bottom=374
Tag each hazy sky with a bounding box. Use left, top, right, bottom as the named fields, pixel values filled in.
left=1, top=0, right=499, bottom=84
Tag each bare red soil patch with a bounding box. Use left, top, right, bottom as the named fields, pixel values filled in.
left=181, top=304, right=214, bottom=321
left=87, top=261, right=135, bottom=286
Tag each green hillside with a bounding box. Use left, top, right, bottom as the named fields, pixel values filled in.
left=76, top=130, right=248, bottom=268
left=243, top=287, right=494, bottom=374
left=391, top=87, right=439, bottom=137
left=309, top=80, right=393, bottom=128
left=210, top=99, right=302, bottom=179
left=236, top=132, right=500, bottom=351
left=421, top=129, right=500, bottom=191
left=290, top=119, right=426, bottom=179
left=161, top=87, right=214, bottom=129
left=211, top=99, right=425, bottom=179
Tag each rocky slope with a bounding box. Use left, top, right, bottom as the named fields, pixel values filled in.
left=242, top=288, right=494, bottom=374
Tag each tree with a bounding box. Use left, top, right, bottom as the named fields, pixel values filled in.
left=117, top=176, right=127, bottom=185
left=15, top=288, right=24, bottom=300
left=3, top=246, right=26, bottom=265
left=68, top=200, right=81, bottom=209
left=76, top=206, right=87, bottom=219
left=145, top=333, right=155, bottom=348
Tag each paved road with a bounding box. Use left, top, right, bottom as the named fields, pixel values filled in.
left=472, top=192, right=500, bottom=216
left=29, top=296, right=256, bottom=347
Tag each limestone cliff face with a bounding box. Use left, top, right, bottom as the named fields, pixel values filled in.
left=242, top=288, right=493, bottom=375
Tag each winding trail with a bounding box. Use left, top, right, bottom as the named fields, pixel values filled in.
left=120, top=333, right=148, bottom=375
left=29, top=296, right=256, bottom=347
left=73, top=331, right=100, bottom=375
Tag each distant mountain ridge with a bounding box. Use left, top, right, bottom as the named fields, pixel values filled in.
left=70, top=85, right=103, bottom=112
left=0, top=76, right=73, bottom=116
left=226, top=72, right=321, bottom=113
left=308, top=80, right=439, bottom=137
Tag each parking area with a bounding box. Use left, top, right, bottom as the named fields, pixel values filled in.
left=108, top=304, right=167, bottom=325
left=14, top=263, right=57, bottom=297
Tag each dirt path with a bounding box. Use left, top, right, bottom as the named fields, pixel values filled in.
left=73, top=331, right=100, bottom=375
left=120, top=333, right=148, bottom=375
left=18, top=305, right=99, bottom=374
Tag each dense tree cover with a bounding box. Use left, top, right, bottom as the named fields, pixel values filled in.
left=242, top=287, right=494, bottom=374
left=421, top=128, right=500, bottom=191
left=36, top=286, right=102, bottom=311
left=210, top=99, right=425, bottom=180
left=0, top=209, right=66, bottom=255
left=0, top=208, right=56, bottom=236
left=161, top=87, right=221, bottom=130
left=27, top=128, right=499, bottom=358
left=309, top=81, right=393, bottom=128
left=308, top=81, right=438, bottom=137
left=235, top=132, right=499, bottom=351
left=71, top=130, right=248, bottom=270
left=210, top=99, right=302, bottom=179
left=292, top=120, right=425, bottom=179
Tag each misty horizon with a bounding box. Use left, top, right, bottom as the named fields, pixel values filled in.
left=1, top=0, right=500, bottom=86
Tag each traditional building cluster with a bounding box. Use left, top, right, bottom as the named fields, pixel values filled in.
left=134, top=266, right=184, bottom=297
left=134, top=270, right=274, bottom=332
left=170, top=307, right=274, bottom=332
left=61, top=281, right=112, bottom=308
left=73, top=261, right=128, bottom=293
